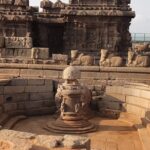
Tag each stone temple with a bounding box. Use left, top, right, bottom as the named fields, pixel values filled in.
left=0, top=0, right=150, bottom=150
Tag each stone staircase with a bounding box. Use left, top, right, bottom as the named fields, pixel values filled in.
left=119, top=112, right=150, bottom=150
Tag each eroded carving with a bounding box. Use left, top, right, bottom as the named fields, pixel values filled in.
left=5, top=37, right=32, bottom=49
left=99, top=49, right=123, bottom=67
left=71, top=50, right=94, bottom=66
left=127, top=48, right=150, bottom=67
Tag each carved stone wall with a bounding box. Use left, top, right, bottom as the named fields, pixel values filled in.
left=0, top=0, right=135, bottom=59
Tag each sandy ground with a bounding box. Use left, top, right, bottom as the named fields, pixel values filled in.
left=13, top=115, right=143, bottom=150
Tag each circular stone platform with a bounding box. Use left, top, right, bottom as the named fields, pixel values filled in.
left=12, top=115, right=143, bottom=150
left=46, top=118, right=96, bottom=134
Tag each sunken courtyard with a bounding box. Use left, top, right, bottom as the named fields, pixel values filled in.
left=0, top=0, right=150, bottom=150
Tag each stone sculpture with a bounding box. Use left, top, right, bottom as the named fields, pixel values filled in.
left=70, top=50, right=94, bottom=66
left=55, top=81, right=92, bottom=118
left=40, top=0, right=53, bottom=9
left=99, top=49, right=123, bottom=67
left=0, top=0, right=13, bottom=4
left=14, top=0, right=29, bottom=6
left=5, top=37, right=32, bottom=49
left=127, top=48, right=150, bottom=67
left=133, top=43, right=150, bottom=53
left=47, top=66, right=96, bottom=134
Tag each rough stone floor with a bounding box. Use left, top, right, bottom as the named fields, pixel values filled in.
left=13, top=115, right=143, bottom=150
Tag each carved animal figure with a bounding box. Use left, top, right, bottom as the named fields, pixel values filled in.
left=133, top=43, right=150, bottom=53
left=14, top=0, right=29, bottom=6
left=0, top=0, right=13, bottom=4
left=127, top=49, right=150, bottom=67
left=71, top=50, right=94, bottom=66
left=99, top=49, right=123, bottom=67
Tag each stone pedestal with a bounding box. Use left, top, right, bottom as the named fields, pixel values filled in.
left=46, top=66, right=96, bottom=134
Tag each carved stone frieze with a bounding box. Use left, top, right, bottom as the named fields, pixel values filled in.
left=5, top=37, right=33, bottom=49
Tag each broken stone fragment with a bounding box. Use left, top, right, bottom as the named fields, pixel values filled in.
left=63, top=135, right=91, bottom=150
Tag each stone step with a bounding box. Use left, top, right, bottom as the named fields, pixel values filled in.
left=119, top=112, right=142, bottom=129
left=3, top=115, right=27, bottom=129
left=0, top=113, right=10, bottom=126
left=25, top=106, right=56, bottom=116
left=138, top=128, right=150, bottom=150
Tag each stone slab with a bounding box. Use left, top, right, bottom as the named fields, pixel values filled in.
left=30, top=92, right=53, bottom=101
left=10, top=78, right=28, bottom=86
left=25, top=85, right=53, bottom=93
left=5, top=37, right=32, bottom=49
left=20, top=69, right=44, bottom=77
left=126, top=95, right=150, bottom=109
left=4, top=103, right=17, bottom=112
left=4, top=93, right=29, bottom=102
left=31, top=47, right=49, bottom=59
left=0, top=48, right=32, bottom=58
left=0, top=37, right=4, bottom=48
left=25, top=101, right=44, bottom=109
left=52, top=54, right=68, bottom=64
left=27, top=79, right=45, bottom=86
left=126, top=104, right=146, bottom=118
left=4, top=86, right=25, bottom=94
left=0, top=95, right=4, bottom=105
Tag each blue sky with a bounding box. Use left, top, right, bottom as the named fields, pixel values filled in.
left=30, top=0, right=150, bottom=33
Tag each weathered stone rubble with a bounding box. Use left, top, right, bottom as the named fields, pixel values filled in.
left=0, top=129, right=90, bottom=150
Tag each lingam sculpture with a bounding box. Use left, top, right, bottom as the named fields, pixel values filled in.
left=46, top=66, right=96, bottom=134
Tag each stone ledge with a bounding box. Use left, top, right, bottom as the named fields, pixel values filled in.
left=0, top=64, right=149, bottom=74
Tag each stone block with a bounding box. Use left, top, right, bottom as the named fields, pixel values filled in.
left=0, top=69, right=20, bottom=76
left=27, top=79, right=45, bottom=86
left=126, top=95, right=150, bottom=109
left=4, top=86, right=25, bottom=94
left=106, top=86, right=124, bottom=95
left=0, top=106, right=3, bottom=114
left=43, top=70, right=61, bottom=78
left=52, top=54, right=68, bottom=64
left=10, top=78, right=28, bottom=86
left=42, top=100, right=55, bottom=107
left=0, top=95, right=4, bottom=105
left=1, top=48, right=32, bottom=58
left=104, top=93, right=126, bottom=102
left=14, top=49, right=32, bottom=57
left=30, top=92, right=53, bottom=101
left=44, top=79, right=53, bottom=86
left=0, top=87, right=4, bottom=94
left=20, top=69, right=44, bottom=77
left=102, top=98, right=123, bottom=110
left=5, top=37, right=32, bottom=49
left=4, top=103, right=17, bottom=112
left=0, top=37, right=4, bottom=48
left=63, top=135, right=90, bottom=150
left=0, top=48, right=5, bottom=57
left=31, top=48, right=49, bottom=59
left=25, top=101, right=43, bottom=109
left=126, top=104, right=146, bottom=118
left=25, top=106, right=56, bottom=116
left=140, top=90, right=150, bottom=100
left=25, top=85, right=53, bottom=93
left=124, top=88, right=141, bottom=97
left=4, top=93, right=29, bottom=102
left=17, top=102, right=25, bottom=110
